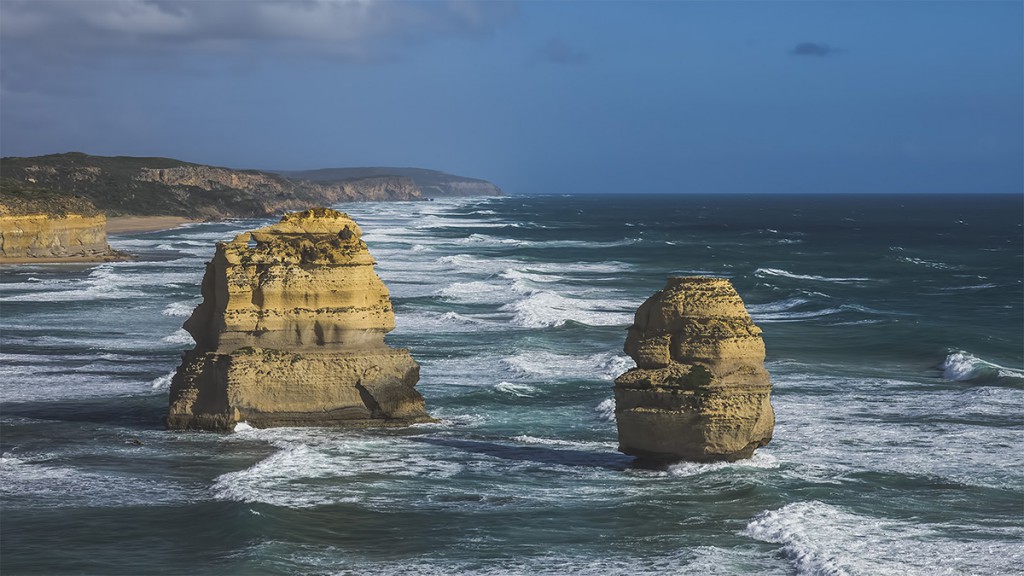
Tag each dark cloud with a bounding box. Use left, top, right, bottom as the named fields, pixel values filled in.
left=533, top=38, right=587, bottom=65
left=790, top=42, right=839, bottom=57
left=0, top=0, right=518, bottom=92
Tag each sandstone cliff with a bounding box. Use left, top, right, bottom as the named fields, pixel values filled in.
left=0, top=185, right=126, bottom=262
left=614, top=277, right=774, bottom=462
left=1, top=153, right=501, bottom=219
left=167, top=208, right=432, bottom=431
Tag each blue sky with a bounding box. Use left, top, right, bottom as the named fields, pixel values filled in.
left=1, top=0, right=1021, bottom=194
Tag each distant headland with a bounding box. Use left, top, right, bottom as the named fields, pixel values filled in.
left=0, top=152, right=502, bottom=263
left=0, top=152, right=503, bottom=220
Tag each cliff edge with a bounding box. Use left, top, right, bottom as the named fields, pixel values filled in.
left=167, top=207, right=432, bottom=430
left=1, top=153, right=502, bottom=218
left=614, top=277, right=774, bottom=462
left=0, top=180, right=127, bottom=263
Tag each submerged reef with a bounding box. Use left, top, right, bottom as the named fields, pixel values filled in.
left=167, top=208, right=432, bottom=431
left=614, top=277, right=774, bottom=462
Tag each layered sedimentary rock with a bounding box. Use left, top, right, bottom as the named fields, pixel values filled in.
left=0, top=192, right=126, bottom=262
left=614, top=277, right=774, bottom=462
left=167, top=208, right=432, bottom=430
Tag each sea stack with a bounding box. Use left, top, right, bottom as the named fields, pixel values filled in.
left=167, top=208, right=432, bottom=430
left=614, top=277, right=774, bottom=462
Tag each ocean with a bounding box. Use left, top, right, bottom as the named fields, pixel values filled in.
left=1, top=194, right=1021, bottom=575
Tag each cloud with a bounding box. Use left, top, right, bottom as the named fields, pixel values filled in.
left=533, top=38, right=587, bottom=65
left=790, top=42, right=840, bottom=57
left=0, top=0, right=517, bottom=92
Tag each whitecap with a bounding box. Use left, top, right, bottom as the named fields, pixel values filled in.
left=161, top=328, right=195, bottom=346
left=502, top=290, right=633, bottom=328
left=941, top=350, right=1024, bottom=384
left=746, top=298, right=810, bottom=315
left=742, top=501, right=1023, bottom=576
left=898, top=256, right=960, bottom=270
left=595, top=398, right=616, bottom=422
left=667, top=452, right=779, bottom=477
left=501, top=351, right=633, bottom=382
left=511, top=435, right=617, bottom=451
left=149, top=370, right=175, bottom=390
left=754, top=268, right=870, bottom=283
left=162, top=300, right=199, bottom=317
left=494, top=382, right=539, bottom=397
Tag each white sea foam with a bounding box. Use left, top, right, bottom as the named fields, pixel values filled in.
left=503, top=290, right=633, bottom=328
left=746, top=298, right=810, bottom=314
left=437, top=280, right=514, bottom=304
left=511, top=435, right=617, bottom=451
left=595, top=398, right=616, bottom=422
left=149, top=370, right=175, bottom=390
left=1, top=452, right=191, bottom=508
left=771, top=372, right=1024, bottom=489
left=212, top=437, right=465, bottom=508
left=456, top=233, right=522, bottom=246
left=394, top=310, right=501, bottom=334
left=898, top=256, right=960, bottom=270
left=754, top=268, right=870, bottom=283
left=501, top=351, right=633, bottom=382
left=742, top=501, right=1023, bottom=576
left=938, top=283, right=1000, bottom=292
left=494, top=382, right=539, bottom=397
left=941, top=350, right=1024, bottom=383
left=499, top=268, right=565, bottom=283
left=667, top=452, right=779, bottom=477
left=161, top=328, right=195, bottom=346
left=162, top=300, right=199, bottom=317
left=233, top=421, right=254, bottom=432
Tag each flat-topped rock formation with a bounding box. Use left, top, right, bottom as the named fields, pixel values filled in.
left=167, top=207, right=432, bottom=431
left=614, top=277, right=774, bottom=462
left=0, top=186, right=127, bottom=263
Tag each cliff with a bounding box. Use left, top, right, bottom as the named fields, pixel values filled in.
left=0, top=153, right=502, bottom=218
left=614, top=277, right=775, bottom=463
left=167, top=208, right=432, bottom=430
left=278, top=167, right=504, bottom=198
left=0, top=181, right=126, bottom=262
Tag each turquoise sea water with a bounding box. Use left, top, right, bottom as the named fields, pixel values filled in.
left=1, top=194, right=1022, bottom=575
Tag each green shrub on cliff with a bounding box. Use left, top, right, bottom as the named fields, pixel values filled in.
left=0, top=179, right=101, bottom=216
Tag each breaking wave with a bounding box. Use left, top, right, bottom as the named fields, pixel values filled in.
left=755, top=268, right=870, bottom=283
left=941, top=350, right=1024, bottom=386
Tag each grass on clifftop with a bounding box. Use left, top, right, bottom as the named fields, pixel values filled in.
left=0, top=179, right=101, bottom=217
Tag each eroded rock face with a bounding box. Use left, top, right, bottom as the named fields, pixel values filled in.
left=0, top=214, right=124, bottom=262
left=167, top=207, right=432, bottom=430
left=614, top=277, right=774, bottom=462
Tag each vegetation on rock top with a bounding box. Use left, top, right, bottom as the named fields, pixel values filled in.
left=0, top=152, right=502, bottom=219
left=0, top=179, right=102, bottom=217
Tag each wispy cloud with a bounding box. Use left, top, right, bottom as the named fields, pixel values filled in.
left=790, top=42, right=840, bottom=57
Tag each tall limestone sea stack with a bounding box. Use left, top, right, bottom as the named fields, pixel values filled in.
left=167, top=208, right=432, bottom=430
left=614, top=277, right=774, bottom=462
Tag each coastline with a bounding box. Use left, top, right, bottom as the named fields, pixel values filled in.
left=0, top=217, right=193, bottom=265
left=0, top=252, right=130, bottom=265
left=106, top=216, right=197, bottom=234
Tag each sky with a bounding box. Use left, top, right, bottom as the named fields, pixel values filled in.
left=1, top=0, right=1021, bottom=195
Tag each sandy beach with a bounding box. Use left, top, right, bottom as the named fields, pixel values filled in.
left=106, top=216, right=197, bottom=234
